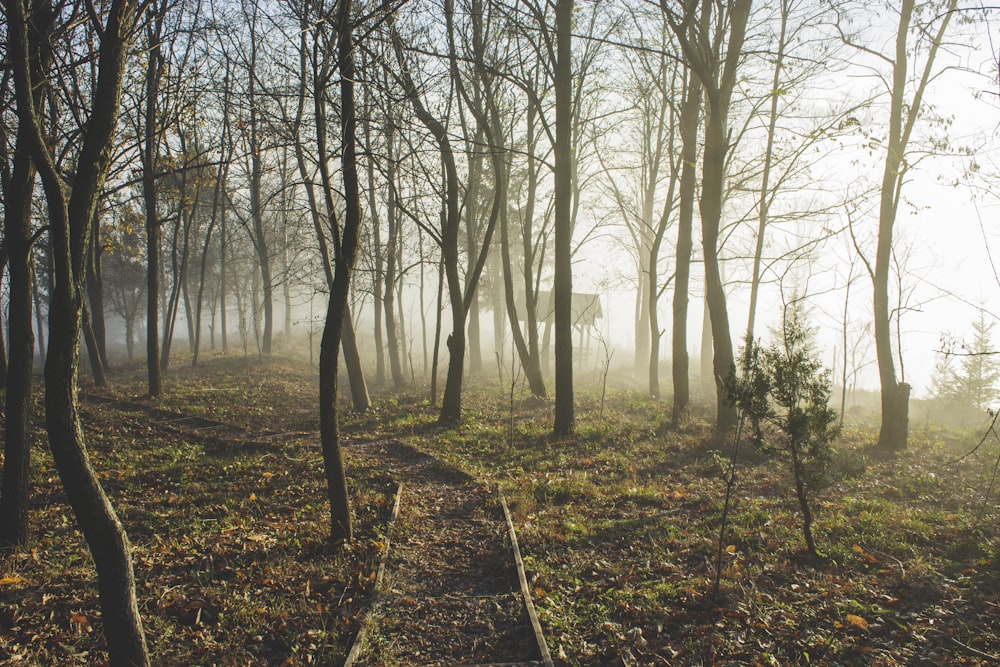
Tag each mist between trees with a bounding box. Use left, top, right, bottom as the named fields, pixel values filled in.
left=1, top=0, right=999, bottom=664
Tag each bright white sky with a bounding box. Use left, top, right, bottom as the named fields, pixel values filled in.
left=575, top=9, right=1000, bottom=401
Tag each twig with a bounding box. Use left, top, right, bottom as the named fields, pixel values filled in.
left=950, top=636, right=1000, bottom=662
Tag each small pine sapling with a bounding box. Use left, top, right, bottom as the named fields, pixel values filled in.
left=760, top=305, right=839, bottom=558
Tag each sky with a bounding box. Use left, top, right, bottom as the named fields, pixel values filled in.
left=571, top=9, right=1000, bottom=401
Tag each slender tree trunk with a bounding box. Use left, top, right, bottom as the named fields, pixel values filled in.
left=671, top=69, right=700, bottom=422
left=676, top=0, right=750, bottom=438
left=0, top=110, right=39, bottom=549
left=33, top=256, right=46, bottom=359
left=745, top=2, right=788, bottom=349
left=431, top=253, right=444, bottom=404
left=245, top=5, right=272, bottom=357
left=143, top=6, right=164, bottom=397
left=0, top=264, right=5, bottom=385
left=320, top=0, right=363, bottom=544
left=465, top=127, right=485, bottom=375
left=553, top=0, right=575, bottom=436
left=523, top=104, right=543, bottom=378
left=634, top=254, right=649, bottom=373
left=364, top=118, right=386, bottom=388
left=392, top=26, right=465, bottom=422
left=383, top=126, right=405, bottom=389
left=295, top=13, right=370, bottom=411
left=86, top=210, right=111, bottom=373
left=873, top=0, right=954, bottom=451
left=220, top=198, right=228, bottom=354
left=0, top=252, right=7, bottom=390
left=9, top=0, right=150, bottom=661
left=341, top=306, right=371, bottom=411
left=194, top=149, right=228, bottom=366
left=419, top=229, right=429, bottom=377
left=82, top=302, right=107, bottom=387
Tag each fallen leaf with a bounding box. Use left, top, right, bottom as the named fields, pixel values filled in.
left=845, top=614, right=869, bottom=631
left=0, top=576, right=25, bottom=586
left=70, top=612, right=92, bottom=633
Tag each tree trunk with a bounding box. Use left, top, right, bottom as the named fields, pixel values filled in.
left=194, top=158, right=227, bottom=367
left=701, top=103, right=738, bottom=435
left=0, top=252, right=7, bottom=390
left=0, top=112, right=39, bottom=549
left=464, top=126, right=485, bottom=376
left=83, top=302, right=108, bottom=387
left=86, top=211, right=111, bottom=373
left=392, top=25, right=465, bottom=423
left=431, top=253, right=445, bottom=405
left=672, top=0, right=750, bottom=438
left=320, top=0, right=364, bottom=544
left=8, top=0, right=150, bottom=661
left=364, top=118, right=386, bottom=388
left=33, top=257, right=47, bottom=359
left=143, top=7, right=163, bottom=397
left=341, top=306, right=371, bottom=412
left=383, top=127, right=405, bottom=389
left=672, top=68, right=701, bottom=422
left=873, top=0, right=950, bottom=452
left=220, top=197, right=228, bottom=354
left=553, top=0, right=575, bottom=436
left=634, top=255, right=649, bottom=373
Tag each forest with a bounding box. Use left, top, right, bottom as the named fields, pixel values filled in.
left=1, top=0, right=1000, bottom=665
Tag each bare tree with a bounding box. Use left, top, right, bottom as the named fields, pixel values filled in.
left=836, top=0, right=958, bottom=451
left=664, top=0, right=751, bottom=437
left=7, top=0, right=150, bottom=661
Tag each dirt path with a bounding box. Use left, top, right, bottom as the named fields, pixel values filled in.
left=79, top=393, right=548, bottom=665
left=346, top=438, right=546, bottom=667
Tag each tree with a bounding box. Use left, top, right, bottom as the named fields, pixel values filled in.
left=390, top=9, right=498, bottom=423
left=0, top=5, right=46, bottom=546
left=955, top=313, right=1000, bottom=412
left=737, top=302, right=838, bottom=559
left=142, top=0, right=167, bottom=397
left=760, top=304, right=837, bottom=558
left=664, top=0, right=751, bottom=437
left=552, top=0, right=575, bottom=435
left=836, top=0, right=958, bottom=451
left=316, top=0, right=367, bottom=544
left=671, top=53, right=704, bottom=423
left=7, top=0, right=151, bottom=662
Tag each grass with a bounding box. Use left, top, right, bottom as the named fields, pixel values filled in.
left=2, top=352, right=999, bottom=665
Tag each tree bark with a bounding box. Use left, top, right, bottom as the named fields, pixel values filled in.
left=391, top=24, right=465, bottom=423
left=671, top=67, right=701, bottom=423
left=319, top=0, right=364, bottom=544
left=553, top=0, right=575, bottom=436
left=8, top=0, right=150, bottom=661
left=873, top=0, right=954, bottom=451
left=0, top=97, right=40, bottom=548
left=86, top=210, right=111, bottom=373
left=383, top=124, right=405, bottom=389
left=143, top=3, right=164, bottom=397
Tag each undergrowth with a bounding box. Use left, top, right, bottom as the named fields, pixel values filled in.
left=1, top=352, right=998, bottom=665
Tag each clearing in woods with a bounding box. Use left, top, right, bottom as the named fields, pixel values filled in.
left=1, top=354, right=999, bottom=665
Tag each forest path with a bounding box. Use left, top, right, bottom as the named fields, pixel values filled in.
left=345, top=437, right=549, bottom=667
left=79, top=392, right=550, bottom=665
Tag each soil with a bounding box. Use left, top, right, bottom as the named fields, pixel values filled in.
left=346, top=437, right=543, bottom=666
